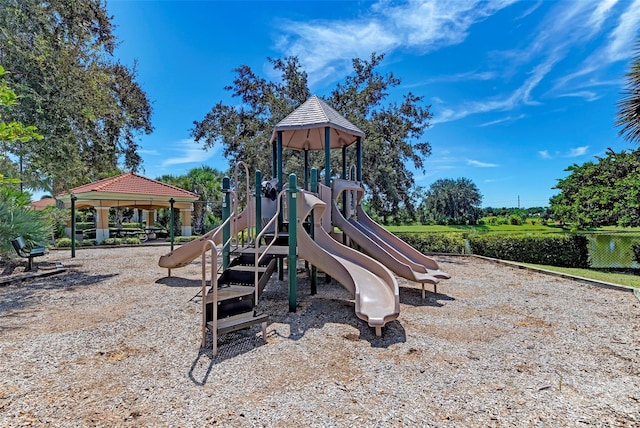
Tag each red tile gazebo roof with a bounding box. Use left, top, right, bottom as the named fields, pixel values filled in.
left=67, top=172, right=197, bottom=198
left=55, top=172, right=199, bottom=210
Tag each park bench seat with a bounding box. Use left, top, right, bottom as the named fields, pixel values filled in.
left=11, top=236, right=48, bottom=271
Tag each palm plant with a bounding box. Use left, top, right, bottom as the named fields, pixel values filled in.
left=0, top=187, right=52, bottom=259
left=617, top=39, right=640, bottom=144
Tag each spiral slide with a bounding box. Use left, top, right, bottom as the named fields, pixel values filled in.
left=296, top=191, right=399, bottom=335
left=158, top=204, right=252, bottom=270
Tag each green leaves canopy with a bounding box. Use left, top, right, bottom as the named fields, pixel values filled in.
left=0, top=0, right=152, bottom=194
left=421, top=177, right=483, bottom=224
left=192, top=53, right=433, bottom=220
left=550, top=148, right=640, bottom=228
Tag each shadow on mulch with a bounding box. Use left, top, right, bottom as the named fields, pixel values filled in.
left=155, top=276, right=201, bottom=288
left=398, top=286, right=455, bottom=307
left=0, top=271, right=118, bottom=315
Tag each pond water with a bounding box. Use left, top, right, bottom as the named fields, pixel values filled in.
left=586, top=234, right=640, bottom=268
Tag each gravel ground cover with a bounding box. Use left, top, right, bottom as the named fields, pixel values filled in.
left=1, top=246, right=639, bottom=427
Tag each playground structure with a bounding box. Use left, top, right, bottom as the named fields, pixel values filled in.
left=158, top=95, right=450, bottom=354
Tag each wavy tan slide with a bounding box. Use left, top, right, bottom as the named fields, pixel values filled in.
left=333, top=179, right=450, bottom=281
left=297, top=191, right=399, bottom=335
left=158, top=203, right=252, bottom=271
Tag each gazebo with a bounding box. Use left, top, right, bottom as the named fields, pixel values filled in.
left=270, top=94, right=365, bottom=191
left=56, top=173, right=199, bottom=243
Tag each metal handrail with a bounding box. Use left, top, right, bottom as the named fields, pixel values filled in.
left=253, top=188, right=288, bottom=302
left=233, top=161, right=254, bottom=244
left=201, top=239, right=219, bottom=355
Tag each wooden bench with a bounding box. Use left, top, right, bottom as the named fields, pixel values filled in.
left=11, top=236, right=48, bottom=271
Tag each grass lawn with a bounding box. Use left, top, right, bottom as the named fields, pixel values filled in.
left=521, top=263, right=640, bottom=288
left=385, top=223, right=567, bottom=234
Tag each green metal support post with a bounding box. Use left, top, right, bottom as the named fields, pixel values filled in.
left=277, top=132, right=285, bottom=279
left=324, top=127, right=331, bottom=187
left=356, top=136, right=362, bottom=182
left=71, top=195, right=76, bottom=258
left=341, top=145, right=348, bottom=245
left=255, top=170, right=262, bottom=238
left=222, top=177, right=231, bottom=270
left=169, top=198, right=175, bottom=251
left=310, top=168, right=318, bottom=294
left=272, top=141, right=277, bottom=180
left=303, top=149, right=309, bottom=191
left=287, top=174, right=298, bottom=312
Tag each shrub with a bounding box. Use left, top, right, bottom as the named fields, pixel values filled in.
left=0, top=188, right=52, bottom=258
left=485, top=216, right=498, bottom=225
left=395, top=232, right=466, bottom=254
left=509, top=214, right=523, bottom=225
left=468, top=234, right=589, bottom=268
left=55, top=237, right=72, bottom=247
left=100, top=237, right=142, bottom=246
left=168, top=235, right=198, bottom=243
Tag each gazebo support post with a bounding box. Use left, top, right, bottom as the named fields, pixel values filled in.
left=169, top=198, right=175, bottom=251
left=71, top=195, right=77, bottom=258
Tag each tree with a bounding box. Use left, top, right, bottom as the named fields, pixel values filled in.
left=549, top=148, right=640, bottom=228
left=617, top=39, right=640, bottom=144
left=421, top=178, right=483, bottom=224
left=0, top=0, right=152, bottom=194
left=192, top=53, right=433, bottom=221
left=0, top=65, right=42, bottom=187
left=156, top=166, right=224, bottom=234
left=0, top=63, right=52, bottom=257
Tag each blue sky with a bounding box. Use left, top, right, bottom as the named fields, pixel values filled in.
left=105, top=0, right=640, bottom=208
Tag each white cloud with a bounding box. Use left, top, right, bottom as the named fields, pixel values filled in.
left=276, top=0, right=517, bottom=85
left=434, top=0, right=629, bottom=125
left=407, top=70, right=497, bottom=88
left=467, top=159, right=498, bottom=167
left=604, top=0, right=640, bottom=62
left=538, top=150, right=552, bottom=159
left=552, top=0, right=640, bottom=91
left=161, top=139, right=219, bottom=167
left=556, top=91, right=600, bottom=102
left=567, top=146, right=589, bottom=157
left=479, top=114, right=526, bottom=127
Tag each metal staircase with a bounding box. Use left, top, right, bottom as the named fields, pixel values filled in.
left=200, top=163, right=291, bottom=354
left=201, top=242, right=277, bottom=355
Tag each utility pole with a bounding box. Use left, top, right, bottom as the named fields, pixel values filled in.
left=518, top=195, right=520, bottom=209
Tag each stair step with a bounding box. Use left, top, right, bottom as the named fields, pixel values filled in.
left=228, top=265, right=269, bottom=273
left=207, top=311, right=269, bottom=336
left=230, top=253, right=276, bottom=267
left=238, top=245, right=290, bottom=256
left=205, top=285, right=254, bottom=304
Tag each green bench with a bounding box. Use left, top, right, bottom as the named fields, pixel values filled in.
left=11, top=236, right=48, bottom=271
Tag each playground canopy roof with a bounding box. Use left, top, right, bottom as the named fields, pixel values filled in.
left=55, top=172, right=198, bottom=210
left=272, top=95, right=364, bottom=151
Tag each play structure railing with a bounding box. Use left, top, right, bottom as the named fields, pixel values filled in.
left=201, top=239, right=219, bottom=354
left=233, top=161, right=254, bottom=245
left=253, top=188, right=288, bottom=303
